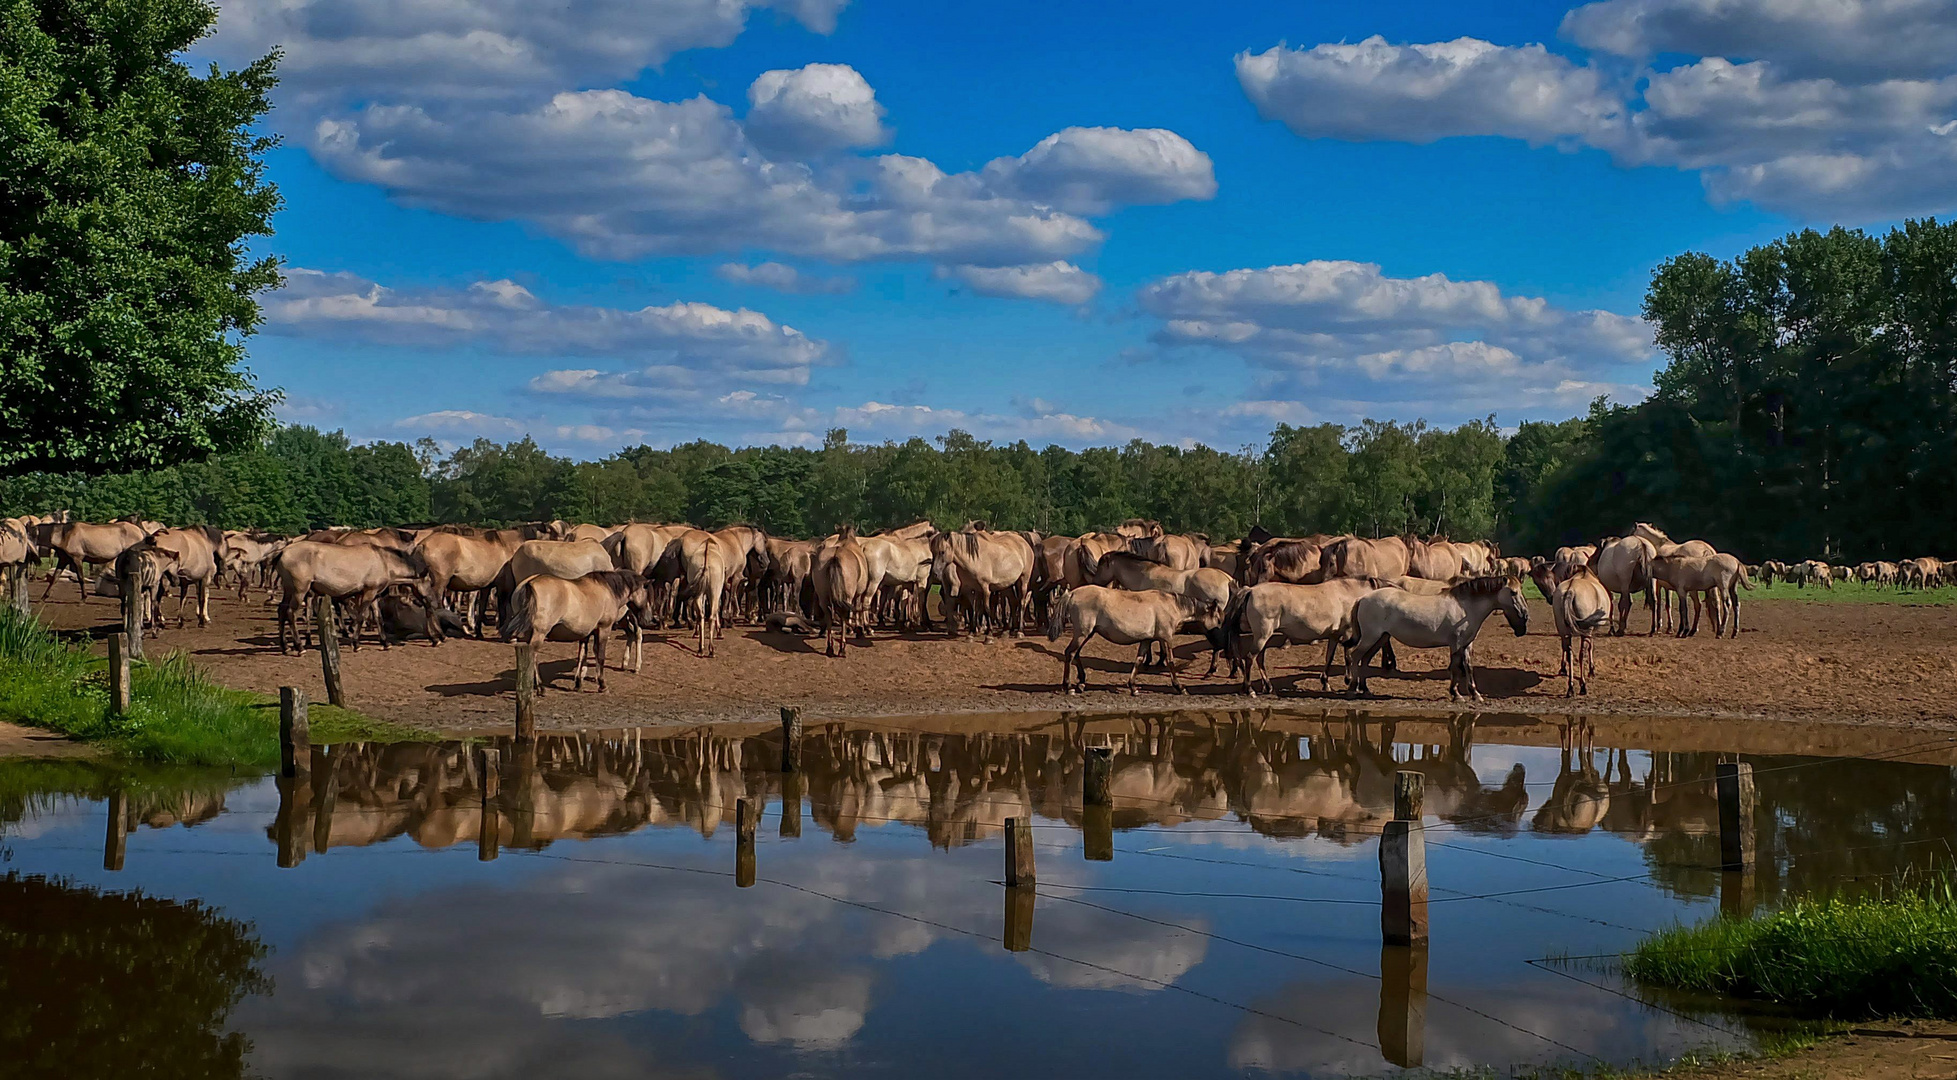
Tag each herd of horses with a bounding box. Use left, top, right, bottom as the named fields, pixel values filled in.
left=0, top=512, right=1947, bottom=704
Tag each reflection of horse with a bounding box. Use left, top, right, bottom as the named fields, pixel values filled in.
left=1532, top=724, right=1611, bottom=834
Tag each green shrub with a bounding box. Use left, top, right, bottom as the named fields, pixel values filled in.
left=1627, top=888, right=1957, bottom=1019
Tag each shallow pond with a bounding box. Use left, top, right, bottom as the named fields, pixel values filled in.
left=5, top=711, right=1955, bottom=1079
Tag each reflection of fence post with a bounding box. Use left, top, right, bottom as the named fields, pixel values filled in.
left=274, top=773, right=311, bottom=869
left=310, top=745, right=335, bottom=854
left=1378, top=945, right=1429, bottom=1068
left=109, top=632, right=132, bottom=714
left=514, top=645, right=536, bottom=741
left=279, top=687, right=309, bottom=778
left=1084, top=746, right=1112, bottom=806
left=736, top=797, right=758, bottom=888
left=1380, top=771, right=1428, bottom=946
left=314, top=595, right=345, bottom=707
left=510, top=741, right=537, bottom=847
left=120, top=569, right=142, bottom=660
left=1716, top=760, right=1755, bottom=872
left=1003, top=880, right=1035, bottom=952
left=478, top=747, right=501, bottom=862
left=103, top=789, right=128, bottom=872
left=780, top=705, right=802, bottom=773
left=1083, top=804, right=1114, bottom=862
left=780, top=771, right=803, bottom=839
left=1006, top=816, right=1036, bottom=887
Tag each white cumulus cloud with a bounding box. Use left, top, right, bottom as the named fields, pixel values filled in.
left=941, top=261, right=1102, bottom=305
left=745, top=63, right=889, bottom=155
left=716, top=261, right=857, bottom=294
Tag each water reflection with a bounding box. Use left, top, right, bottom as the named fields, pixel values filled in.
left=5, top=712, right=1955, bottom=1079
left=0, top=873, right=268, bottom=1080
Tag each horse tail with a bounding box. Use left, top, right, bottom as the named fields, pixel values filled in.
left=500, top=580, right=534, bottom=643
left=1048, top=590, right=1080, bottom=641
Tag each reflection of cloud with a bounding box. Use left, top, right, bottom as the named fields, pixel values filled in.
left=236, top=844, right=1199, bottom=1077
left=1012, top=900, right=1209, bottom=990
left=737, top=968, right=872, bottom=1049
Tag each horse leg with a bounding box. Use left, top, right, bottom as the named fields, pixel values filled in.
left=594, top=630, right=607, bottom=692
left=1128, top=645, right=1144, bottom=696
left=1563, top=634, right=1576, bottom=697
left=1381, top=637, right=1399, bottom=673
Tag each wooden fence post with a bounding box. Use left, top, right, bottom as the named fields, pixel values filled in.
left=735, top=796, right=758, bottom=888
left=1083, top=745, right=1112, bottom=806
left=1006, top=816, right=1036, bottom=887
left=103, top=789, right=128, bottom=872
left=10, top=567, right=27, bottom=616
left=780, top=705, right=803, bottom=774
left=279, top=687, right=309, bottom=778
left=108, top=632, right=132, bottom=715
left=1716, top=760, right=1755, bottom=872
left=314, top=595, right=345, bottom=707
left=1378, top=945, right=1429, bottom=1068
left=478, top=746, right=501, bottom=862
left=514, top=644, right=536, bottom=741
left=120, top=567, right=143, bottom=660
left=1381, top=771, right=1428, bottom=946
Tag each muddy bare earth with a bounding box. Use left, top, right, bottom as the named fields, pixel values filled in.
left=25, top=586, right=1957, bottom=734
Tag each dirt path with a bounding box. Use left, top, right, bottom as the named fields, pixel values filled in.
left=24, top=589, right=1957, bottom=734
left=1677, top=1023, right=1957, bottom=1080
left=0, top=719, right=94, bottom=758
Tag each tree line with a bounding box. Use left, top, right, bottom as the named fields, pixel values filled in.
left=4, top=219, right=1953, bottom=561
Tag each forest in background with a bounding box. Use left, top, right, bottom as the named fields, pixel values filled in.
left=5, top=220, right=1954, bottom=562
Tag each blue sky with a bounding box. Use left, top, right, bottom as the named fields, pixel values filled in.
left=199, top=0, right=1957, bottom=455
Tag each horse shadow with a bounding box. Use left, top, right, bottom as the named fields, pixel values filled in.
left=427, top=658, right=581, bottom=697
left=746, top=629, right=818, bottom=655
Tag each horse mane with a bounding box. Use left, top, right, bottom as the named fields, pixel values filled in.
left=590, top=569, right=639, bottom=599
left=1449, top=574, right=1513, bottom=597
left=1097, top=550, right=1154, bottom=569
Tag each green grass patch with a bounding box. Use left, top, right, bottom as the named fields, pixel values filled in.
left=1626, top=887, right=1957, bottom=1019
left=0, top=607, right=434, bottom=768
left=1748, top=578, right=1957, bottom=604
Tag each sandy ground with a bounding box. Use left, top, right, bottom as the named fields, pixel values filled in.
left=21, top=584, right=1957, bottom=734
left=1678, top=1023, right=1957, bottom=1080
left=0, top=718, right=94, bottom=757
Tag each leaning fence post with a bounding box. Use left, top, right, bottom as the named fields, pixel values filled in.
left=1716, top=759, right=1755, bottom=872
left=279, top=687, right=309, bottom=779
left=780, top=705, right=803, bottom=773
left=108, top=632, right=132, bottom=715
left=514, top=644, right=536, bottom=741
left=736, top=797, right=758, bottom=888
left=478, top=746, right=501, bottom=862
left=1006, top=816, right=1036, bottom=887
left=314, top=595, right=345, bottom=707
left=103, top=789, right=128, bottom=872
left=1380, top=771, right=1428, bottom=946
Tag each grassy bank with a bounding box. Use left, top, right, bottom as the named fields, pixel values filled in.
left=1748, top=579, right=1957, bottom=604
left=0, top=607, right=430, bottom=768
left=1626, top=889, right=1957, bottom=1019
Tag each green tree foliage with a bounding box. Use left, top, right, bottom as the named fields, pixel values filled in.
left=0, top=0, right=283, bottom=476
left=1, top=420, right=1550, bottom=542
left=1515, top=219, right=1957, bottom=559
